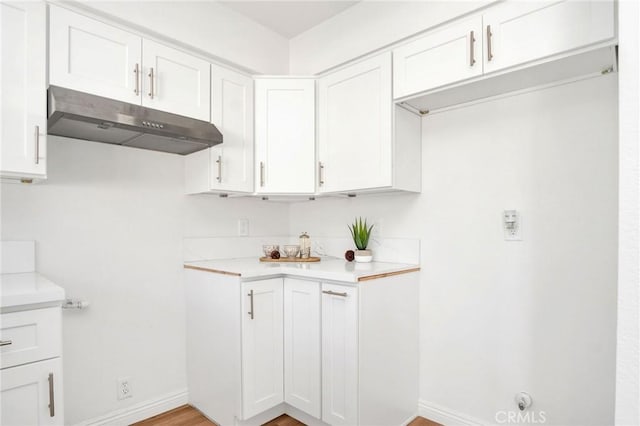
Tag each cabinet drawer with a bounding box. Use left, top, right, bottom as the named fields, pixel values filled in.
left=1, top=307, right=62, bottom=369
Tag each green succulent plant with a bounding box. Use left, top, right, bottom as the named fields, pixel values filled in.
left=348, top=217, right=374, bottom=250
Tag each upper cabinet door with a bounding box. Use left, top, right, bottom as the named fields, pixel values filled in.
left=318, top=53, right=393, bottom=193
left=142, top=40, right=210, bottom=121
left=1, top=1, right=47, bottom=180
left=393, top=16, right=483, bottom=99
left=241, top=278, right=284, bottom=420
left=254, top=79, right=316, bottom=194
left=483, top=0, right=615, bottom=74
left=210, top=65, right=254, bottom=193
left=49, top=6, right=141, bottom=104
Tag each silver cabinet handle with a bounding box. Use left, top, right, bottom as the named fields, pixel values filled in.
left=0, top=340, right=12, bottom=346
left=134, top=63, right=140, bottom=95
left=148, top=67, right=155, bottom=99
left=215, top=155, right=222, bottom=182
left=260, top=162, right=265, bottom=187
left=318, top=162, right=325, bottom=186
left=34, top=125, right=40, bottom=165
left=486, top=25, right=493, bottom=62
left=48, top=373, right=55, bottom=417
left=247, top=289, right=254, bottom=319
left=469, top=30, right=476, bottom=66
left=322, top=290, right=347, bottom=297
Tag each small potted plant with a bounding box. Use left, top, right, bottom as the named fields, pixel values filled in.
left=348, top=217, right=374, bottom=263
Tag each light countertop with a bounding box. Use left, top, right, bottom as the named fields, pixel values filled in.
left=184, top=257, right=420, bottom=283
left=0, top=272, right=66, bottom=311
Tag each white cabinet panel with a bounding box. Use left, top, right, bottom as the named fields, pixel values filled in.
left=318, top=53, right=393, bottom=193
left=142, top=40, right=210, bottom=120
left=321, top=283, right=358, bottom=426
left=254, top=79, right=315, bottom=194
left=1, top=356, right=63, bottom=426
left=241, top=278, right=284, bottom=419
left=0, top=1, right=46, bottom=180
left=393, top=16, right=483, bottom=99
left=1, top=308, right=62, bottom=369
left=210, top=65, right=253, bottom=192
left=49, top=5, right=141, bottom=104
left=284, top=279, right=320, bottom=419
left=483, top=0, right=615, bottom=74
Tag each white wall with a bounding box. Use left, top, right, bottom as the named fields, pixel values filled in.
left=615, top=0, right=640, bottom=424
left=0, top=137, right=290, bottom=424
left=289, top=1, right=493, bottom=74
left=289, top=75, right=618, bottom=425
left=71, top=1, right=289, bottom=74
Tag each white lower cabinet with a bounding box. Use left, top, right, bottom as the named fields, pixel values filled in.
left=185, top=268, right=419, bottom=426
left=241, top=279, right=284, bottom=419
left=284, top=278, right=321, bottom=418
left=321, top=283, right=358, bottom=426
left=1, top=358, right=63, bottom=426
left=1, top=307, right=64, bottom=426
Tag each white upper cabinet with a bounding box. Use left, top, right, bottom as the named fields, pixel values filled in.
left=254, top=79, right=315, bottom=194
left=185, top=65, right=254, bottom=194
left=483, top=0, right=615, bottom=74
left=142, top=40, right=210, bottom=121
left=49, top=6, right=210, bottom=120
left=1, top=1, right=47, bottom=181
left=319, top=52, right=421, bottom=194
left=49, top=6, right=141, bottom=105
left=394, top=16, right=483, bottom=99
left=241, top=279, right=284, bottom=420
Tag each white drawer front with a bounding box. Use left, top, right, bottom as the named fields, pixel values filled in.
left=1, top=308, right=62, bottom=369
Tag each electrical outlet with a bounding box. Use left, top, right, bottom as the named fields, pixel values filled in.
left=117, top=377, right=132, bottom=400
left=237, top=219, right=249, bottom=236
left=503, top=210, right=522, bottom=241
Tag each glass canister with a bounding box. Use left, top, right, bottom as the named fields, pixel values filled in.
left=299, top=232, right=311, bottom=258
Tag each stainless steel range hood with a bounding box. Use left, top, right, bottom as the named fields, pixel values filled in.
left=47, top=86, right=223, bottom=155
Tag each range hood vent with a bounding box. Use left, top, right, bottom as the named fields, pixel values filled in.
left=47, top=86, right=222, bottom=155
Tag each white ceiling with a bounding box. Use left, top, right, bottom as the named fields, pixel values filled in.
left=220, top=1, right=359, bottom=39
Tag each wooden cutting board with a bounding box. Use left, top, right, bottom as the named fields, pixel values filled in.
left=259, top=256, right=321, bottom=263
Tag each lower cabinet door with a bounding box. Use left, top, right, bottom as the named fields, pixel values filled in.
left=241, top=278, right=284, bottom=419
left=284, top=278, right=321, bottom=418
left=322, top=283, right=359, bottom=426
left=1, top=358, right=64, bottom=426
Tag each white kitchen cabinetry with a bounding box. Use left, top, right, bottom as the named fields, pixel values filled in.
left=321, top=283, right=358, bottom=425
left=1, top=307, right=64, bottom=425
left=0, top=1, right=47, bottom=181
left=1, top=358, right=63, bottom=426
left=49, top=5, right=141, bottom=105
left=141, top=40, right=210, bottom=121
left=254, top=78, right=315, bottom=195
left=283, top=278, right=321, bottom=418
left=318, top=52, right=421, bottom=194
left=185, top=65, right=254, bottom=194
left=241, top=279, right=284, bottom=419
left=483, top=0, right=615, bottom=74
left=49, top=6, right=210, bottom=120
left=185, top=264, right=419, bottom=426
left=394, top=0, right=615, bottom=110
left=393, top=17, right=483, bottom=99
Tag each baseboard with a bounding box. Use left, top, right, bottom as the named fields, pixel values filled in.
left=74, top=389, right=189, bottom=426
left=418, top=399, right=485, bottom=426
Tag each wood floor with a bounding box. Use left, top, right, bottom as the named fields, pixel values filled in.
left=132, top=405, right=441, bottom=426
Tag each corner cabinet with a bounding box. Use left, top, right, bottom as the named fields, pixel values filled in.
left=185, top=266, right=419, bottom=426
left=254, top=78, right=316, bottom=195
left=0, top=1, right=47, bottom=181
left=318, top=53, right=421, bottom=194
left=185, top=65, right=254, bottom=194
left=49, top=5, right=210, bottom=120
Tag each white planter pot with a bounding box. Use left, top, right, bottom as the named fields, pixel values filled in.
left=354, top=249, right=372, bottom=263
